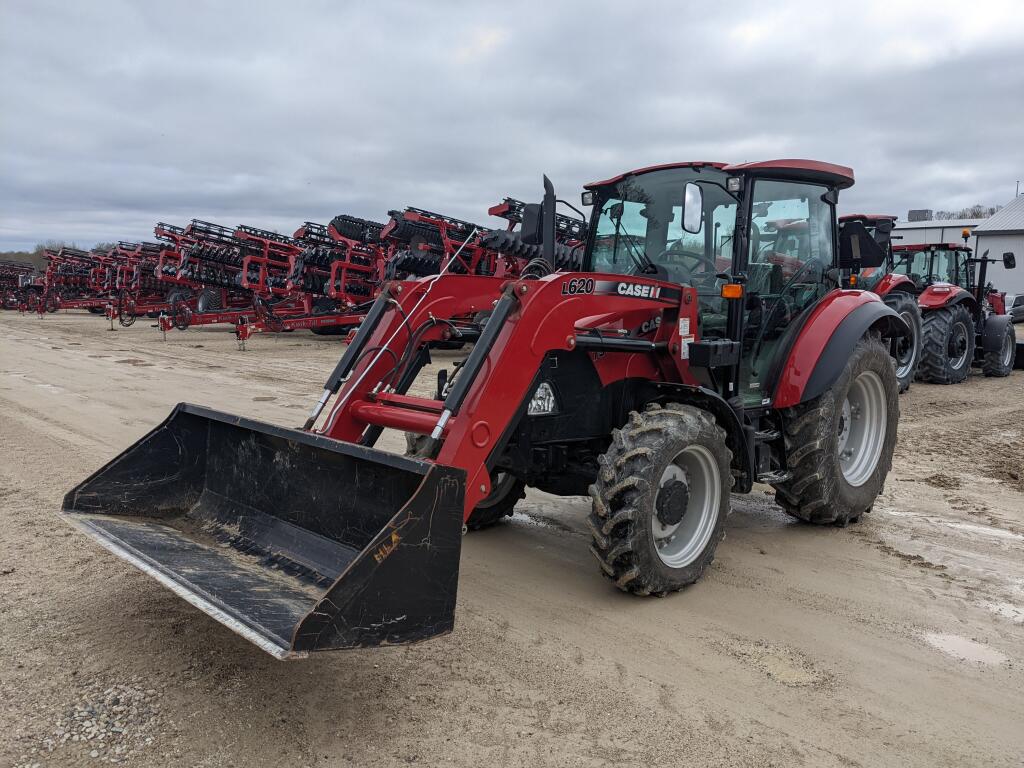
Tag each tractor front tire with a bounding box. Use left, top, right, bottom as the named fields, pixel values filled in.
left=588, top=403, right=731, bottom=596
left=465, top=472, right=526, bottom=530
left=882, top=291, right=922, bottom=393
left=405, top=434, right=524, bottom=529
left=773, top=335, right=898, bottom=526
left=917, top=304, right=975, bottom=384
left=982, top=320, right=1016, bottom=377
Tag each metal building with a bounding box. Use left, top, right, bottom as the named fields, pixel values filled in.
left=892, top=218, right=984, bottom=250
left=972, top=195, right=1024, bottom=295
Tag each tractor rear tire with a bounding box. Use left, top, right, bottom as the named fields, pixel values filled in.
left=882, top=291, right=922, bottom=393
left=405, top=434, right=524, bottom=529
left=917, top=304, right=975, bottom=384
left=773, top=335, right=897, bottom=526
left=982, top=320, right=1016, bottom=377
left=588, top=403, right=732, bottom=596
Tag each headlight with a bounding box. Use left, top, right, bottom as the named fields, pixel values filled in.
left=527, top=381, right=559, bottom=416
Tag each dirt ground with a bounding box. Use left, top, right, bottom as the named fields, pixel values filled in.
left=1, top=311, right=1022, bottom=768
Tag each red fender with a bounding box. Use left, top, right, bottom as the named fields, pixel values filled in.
left=918, top=284, right=974, bottom=310
left=987, top=290, right=1007, bottom=315
left=772, top=289, right=883, bottom=409
left=870, top=273, right=916, bottom=298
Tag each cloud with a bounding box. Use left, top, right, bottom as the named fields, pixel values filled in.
left=1, top=0, right=1022, bottom=251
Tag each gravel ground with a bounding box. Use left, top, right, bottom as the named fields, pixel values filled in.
left=1, top=311, right=1022, bottom=767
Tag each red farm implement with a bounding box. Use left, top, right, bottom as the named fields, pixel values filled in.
left=109, top=241, right=195, bottom=327
left=154, top=218, right=378, bottom=343
left=39, top=247, right=114, bottom=315
left=63, top=160, right=907, bottom=659
left=0, top=260, right=39, bottom=310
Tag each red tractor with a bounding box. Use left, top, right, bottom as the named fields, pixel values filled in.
left=889, top=242, right=1017, bottom=383
left=837, top=214, right=922, bottom=391
left=62, top=159, right=906, bottom=658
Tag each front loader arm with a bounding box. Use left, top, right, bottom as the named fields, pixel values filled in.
left=317, top=273, right=694, bottom=516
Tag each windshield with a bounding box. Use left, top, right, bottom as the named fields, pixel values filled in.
left=588, top=167, right=736, bottom=285
left=894, top=248, right=968, bottom=287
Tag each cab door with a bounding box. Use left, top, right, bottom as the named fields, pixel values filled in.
left=738, top=179, right=836, bottom=406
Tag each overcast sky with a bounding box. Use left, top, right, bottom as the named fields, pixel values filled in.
left=1, top=1, right=1022, bottom=251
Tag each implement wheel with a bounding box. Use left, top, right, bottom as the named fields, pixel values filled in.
left=117, top=290, right=137, bottom=327
left=170, top=298, right=192, bottom=331
left=773, top=334, right=897, bottom=526
left=588, top=403, right=731, bottom=595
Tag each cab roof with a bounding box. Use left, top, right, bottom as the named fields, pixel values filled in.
left=584, top=162, right=726, bottom=189
left=839, top=213, right=898, bottom=223
left=584, top=159, right=854, bottom=190
left=892, top=243, right=971, bottom=252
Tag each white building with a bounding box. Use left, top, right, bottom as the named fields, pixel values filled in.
left=972, top=195, right=1024, bottom=295
left=892, top=218, right=984, bottom=250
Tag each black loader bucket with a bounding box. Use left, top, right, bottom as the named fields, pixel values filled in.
left=61, top=404, right=465, bottom=659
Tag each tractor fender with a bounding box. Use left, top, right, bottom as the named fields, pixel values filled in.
left=773, top=293, right=907, bottom=409
left=872, top=273, right=916, bottom=297
left=652, top=383, right=755, bottom=493
left=980, top=312, right=1013, bottom=353
left=918, top=284, right=976, bottom=312
left=987, top=290, right=1007, bottom=316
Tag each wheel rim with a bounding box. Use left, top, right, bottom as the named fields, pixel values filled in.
left=948, top=320, right=970, bottom=370
left=1001, top=328, right=1014, bottom=367
left=837, top=370, right=887, bottom=487
left=894, top=309, right=920, bottom=378
left=652, top=445, right=720, bottom=568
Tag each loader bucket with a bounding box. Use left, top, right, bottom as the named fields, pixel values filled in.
left=61, top=403, right=465, bottom=659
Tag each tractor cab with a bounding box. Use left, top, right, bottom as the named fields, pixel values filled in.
left=891, top=243, right=973, bottom=294
left=581, top=160, right=883, bottom=407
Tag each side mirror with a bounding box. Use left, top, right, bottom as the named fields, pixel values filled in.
left=682, top=182, right=703, bottom=234
left=1004, top=252, right=1016, bottom=270
left=838, top=219, right=886, bottom=270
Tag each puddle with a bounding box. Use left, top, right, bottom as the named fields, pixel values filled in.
left=985, top=602, right=1024, bottom=624
left=252, top=396, right=277, bottom=402
left=114, top=358, right=154, bottom=367
left=924, top=633, right=1008, bottom=664
left=943, top=522, right=1023, bottom=541
left=878, top=507, right=1022, bottom=541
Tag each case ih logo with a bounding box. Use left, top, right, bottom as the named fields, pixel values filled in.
left=616, top=282, right=661, bottom=299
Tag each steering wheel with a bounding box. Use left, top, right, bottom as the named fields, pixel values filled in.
left=653, top=248, right=720, bottom=285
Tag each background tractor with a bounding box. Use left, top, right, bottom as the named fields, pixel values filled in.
left=890, top=242, right=1017, bottom=383
left=62, top=159, right=907, bottom=659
